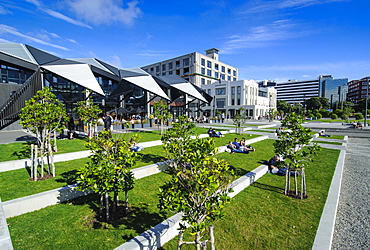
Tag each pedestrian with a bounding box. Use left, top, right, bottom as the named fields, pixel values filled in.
left=103, top=112, right=112, bottom=131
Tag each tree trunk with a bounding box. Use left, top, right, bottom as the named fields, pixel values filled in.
left=105, top=192, right=110, bottom=221
left=30, top=144, right=34, bottom=180
left=99, top=194, right=103, bottom=214
left=34, top=144, right=38, bottom=181
left=295, top=171, right=298, bottom=196
left=125, top=190, right=129, bottom=215
left=284, top=168, right=289, bottom=196
left=209, top=225, right=215, bottom=250
left=195, top=232, right=201, bottom=250
left=48, top=142, right=55, bottom=177
left=178, top=231, right=184, bottom=250
left=53, top=132, right=57, bottom=152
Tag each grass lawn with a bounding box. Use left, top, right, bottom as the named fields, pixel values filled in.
left=7, top=140, right=339, bottom=250
left=7, top=139, right=275, bottom=249
left=312, top=141, right=343, bottom=145
left=249, top=129, right=276, bottom=133
left=162, top=148, right=340, bottom=249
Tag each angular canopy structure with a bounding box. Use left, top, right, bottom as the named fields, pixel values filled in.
left=120, top=68, right=170, bottom=100
left=158, top=75, right=208, bottom=103
left=41, top=64, right=105, bottom=96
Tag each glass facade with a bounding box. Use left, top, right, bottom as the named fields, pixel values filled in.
left=1, top=62, right=33, bottom=84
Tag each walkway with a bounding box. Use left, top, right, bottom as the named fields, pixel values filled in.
left=331, top=137, right=370, bottom=249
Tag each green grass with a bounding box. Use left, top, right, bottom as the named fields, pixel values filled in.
left=248, top=129, right=276, bottom=133
left=7, top=139, right=275, bottom=250
left=7, top=140, right=339, bottom=250
left=312, top=141, right=343, bottom=145
left=162, top=148, right=340, bottom=249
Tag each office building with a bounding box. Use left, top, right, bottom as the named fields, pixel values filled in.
left=275, top=75, right=348, bottom=107
left=141, top=48, right=238, bottom=87
left=201, top=80, right=277, bottom=119
left=347, top=77, right=370, bottom=103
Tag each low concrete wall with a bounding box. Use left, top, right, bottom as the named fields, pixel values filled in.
left=0, top=199, right=13, bottom=250
left=117, top=164, right=269, bottom=250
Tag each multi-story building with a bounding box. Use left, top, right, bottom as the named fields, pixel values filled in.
left=275, top=75, right=348, bottom=108
left=201, top=80, right=277, bottom=119
left=141, top=48, right=238, bottom=87
left=347, top=77, right=370, bottom=103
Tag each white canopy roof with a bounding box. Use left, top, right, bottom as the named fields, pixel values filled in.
left=41, top=64, right=105, bottom=96
left=123, top=74, right=170, bottom=100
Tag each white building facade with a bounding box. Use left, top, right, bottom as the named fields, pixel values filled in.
left=201, top=80, right=277, bottom=119
left=141, top=48, right=238, bottom=87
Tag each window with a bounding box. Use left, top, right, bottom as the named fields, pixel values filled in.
left=215, top=72, right=219, bottom=78
left=215, top=64, right=219, bottom=70
left=207, top=89, right=211, bottom=95
left=228, top=76, right=231, bottom=81
left=176, top=69, right=180, bottom=75
left=162, top=64, right=166, bottom=71
left=207, top=69, right=211, bottom=76
left=233, top=70, right=236, bottom=76
left=201, top=67, right=205, bottom=75
left=201, top=78, right=205, bottom=85
left=162, top=72, right=166, bottom=75
left=183, top=67, right=190, bottom=74
left=231, top=99, right=235, bottom=105
left=207, top=61, right=212, bottom=68
left=143, top=68, right=148, bottom=72
left=216, top=88, right=226, bottom=95
left=227, top=68, right=231, bottom=74
left=221, top=66, right=225, bottom=72
left=216, top=99, right=225, bottom=108
left=156, top=66, right=160, bottom=72
left=207, top=80, right=211, bottom=85
left=169, top=62, right=173, bottom=70
left=176, top=60, right=180, bottom=68
left=183, top=58, right=189, bottom=66
left=220, top=74, right=225, bottom=80
left=201, top=58, right=205, bottom=66
left=237, top=86, right=241, bottom=94
left=150, top=67, right=154, bottom=72
left=169, top=71, right=173, bottom=75
left=233, top=77, right=236, bottom=81
left=231, top=87, right=235, bottom=95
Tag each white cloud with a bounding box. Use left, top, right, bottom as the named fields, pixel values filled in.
left=220, top=19, right=298, bottom=53
left=25, top=0, right=92, bottom=28
left=0, top=24, right=70, bottom=51
left=0, top=5, right=12, bottom=15
left=241, top=0, right=347, bottom=14
left=66, top=0, right=142, bottom=26
left=136, top=50, right=174, bottom=57
left=107, top=55, right=122, bottom=68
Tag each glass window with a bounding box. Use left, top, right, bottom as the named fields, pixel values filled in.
left=162, top=72, right=166, bottom=75
left=215, top=64, right=219, bottom=70
left=207, top=69, right=211, bottom=76
left=169, top=62, right=173, bottom=70
left=156, top=66, right=160, bottom=72
left=216, top=88, right=226, bottom=95
left=169, top=71, right=173, bottom=75
left=176, top=60, right=180, bottom=67
left=233, top=70, right=236, bottom=76
left=207, top=61, right=212, bottom=68
left=162, top=64, right=166, bottom=71
left=227, top=68, right=231, bottom=74
left=201, top=58, right=205, bottom=66
left=231, top=99, right=235, bottom=105
left=237, top=86, right=241, bottom=94
left=221, top=66, right=225, bottom=72
left=221, top=74, right=225, bottom=80
left=176, top=69, right=180, bottom=75
left=201, top=78, right=205, bottom=84
left=231, top=87, right=235, bottom=95
left=215, top=72, right=219, bottom=78
left=150, top=67, right=154, bottom=72
left=216, top=99, right=225, bottom=108
left=184, top=67, right=190, bottom=74
left=207, top=80, right=211, bottom=84
left=233, top=77, right=236, bottom=81
left=183, top=58, right=189, bottom=66
left=201, top=67, right=205, bottom=74
left=228, top=76, right=231, bottom=81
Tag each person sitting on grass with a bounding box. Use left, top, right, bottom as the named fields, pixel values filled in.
left=129, top=139, right=144, bottom=152
left=267, top=155, right=298, bottom=176
left=208, top=127, right=222, bottom=137
left=227, top=141, right=254, bottom=154
left=239, top=137, right=256, bottom=151
left=318, top=130, right=331, bottom=137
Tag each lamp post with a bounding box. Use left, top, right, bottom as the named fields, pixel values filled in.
left=365, top=79, right=369, bottom=127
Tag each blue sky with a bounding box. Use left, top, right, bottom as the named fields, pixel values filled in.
left=0, top=0, right=369, bottom=82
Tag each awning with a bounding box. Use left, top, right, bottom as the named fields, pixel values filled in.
left=122, top=74, right=170, bottom=100
left=41, top=64, right=105, bottom=96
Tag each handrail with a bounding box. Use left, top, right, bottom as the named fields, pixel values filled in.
left=0, top=69, right=42, bottom=129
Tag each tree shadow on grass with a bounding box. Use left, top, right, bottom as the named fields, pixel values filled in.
left=138, top=153, right=165, bottom=164
left=68, top=193, right=165, bottom=240
left=11, top=141, right=34, bottom=159
left=251, top=181, right=284, bottom=194
left=54, top=170, right=78, bottom=185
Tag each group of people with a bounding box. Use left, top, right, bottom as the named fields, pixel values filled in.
left=226, top=138, right=256, bottom=154
left=352, top=121, right=363, bottom=129
left=267, top=154, right=297, bottom=176
left=208, top=127, right=223, bottom=137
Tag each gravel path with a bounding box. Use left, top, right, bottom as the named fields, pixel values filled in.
left=332, top=137, right=370, bottom=249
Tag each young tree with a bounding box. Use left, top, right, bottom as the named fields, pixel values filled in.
left=153, top=100, right=173, bottom=135
left=277, top=100, right=292, bottom=115
left=19, top=87, right=67, bottom=180
left=273, top=112, right=321, bottom=199
left=74, top=95, right=102, bottom=139
left=77, top=131, right=138, bottom=221
left=159, top=115, right=234, bottom=249
left=232, top=107, right=247, bottom=134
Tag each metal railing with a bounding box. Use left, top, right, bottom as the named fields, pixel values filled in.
left=0, top=69, right=42, bottom=130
